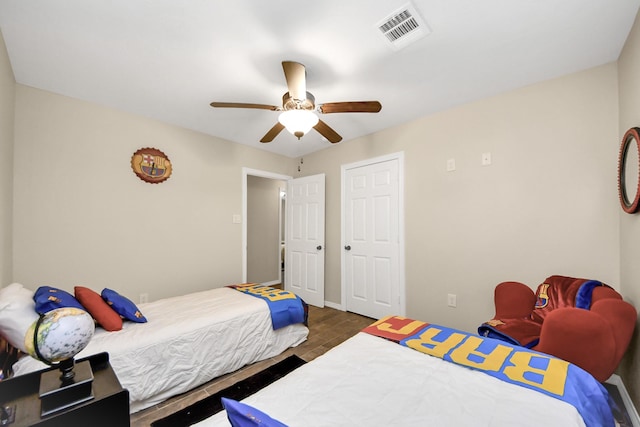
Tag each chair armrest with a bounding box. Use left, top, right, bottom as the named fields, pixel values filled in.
left=534, top=307, right=617, bottom=382
left=494, top=281, right=536, bottom=319
left=590, top=299, right=637, bottom=365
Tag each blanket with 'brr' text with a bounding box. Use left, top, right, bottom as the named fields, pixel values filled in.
left=228, top=284, right=307, bottom=330
left=362, top=315, right=613, bottom=427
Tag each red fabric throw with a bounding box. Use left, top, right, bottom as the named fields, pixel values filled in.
left=530, top=276, right=595, bottom=323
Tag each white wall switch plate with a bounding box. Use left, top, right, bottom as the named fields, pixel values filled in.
left=447, top=293, right=457, bottom=307
left=446, top=158, right=456, bottom=172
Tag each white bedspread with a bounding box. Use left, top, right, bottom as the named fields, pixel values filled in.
left=13, top=287, right=308, bottom=413
left=198, top=332, right=587, bottom=427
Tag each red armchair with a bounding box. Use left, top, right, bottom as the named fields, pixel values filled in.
left=479, top=275, right=637, bottom=382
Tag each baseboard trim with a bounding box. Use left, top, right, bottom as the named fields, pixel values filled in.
left=261, top=280, right=280, bottom=287
left=324, top=300, right=344, bottom=311
left=606, top=374, right=640, bottom=427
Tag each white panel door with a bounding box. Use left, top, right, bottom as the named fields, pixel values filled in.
left=344, top=158, right=401, bottom=319
left=286, top=174, right=325, bottom=307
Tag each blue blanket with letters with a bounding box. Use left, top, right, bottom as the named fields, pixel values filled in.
left=229, top=283, right=307, bottom=330
left=363, top=315, right=614, bottom=427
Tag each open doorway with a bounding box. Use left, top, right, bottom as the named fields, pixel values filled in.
left=242, top=168, right=292, bottom=286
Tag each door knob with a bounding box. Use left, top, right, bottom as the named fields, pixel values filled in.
left=344, top=245, right=351, bottom=250
left=316, top=245, right=322, bottom=250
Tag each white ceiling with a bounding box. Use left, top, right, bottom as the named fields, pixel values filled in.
left=0, top=1, right=638, bottom=158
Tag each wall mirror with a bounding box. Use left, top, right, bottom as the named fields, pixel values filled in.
left=618, top=127, right=640, bottom=213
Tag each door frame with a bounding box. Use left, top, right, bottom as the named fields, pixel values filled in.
left=242, top=167, right=292, bottom=283
left=340, top=152, right=406, bottom=316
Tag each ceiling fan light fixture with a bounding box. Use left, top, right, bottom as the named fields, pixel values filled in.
left=278, top=110, right=319, bottom=139
left=211, top=61, right=380, bottom=144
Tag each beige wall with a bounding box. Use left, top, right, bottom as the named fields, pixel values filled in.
left=12, top=85, right=295, bottom=302
left=302, top=63, right=620, bottom=333
left=618, top=9, right=640, bottom=410
left=4, top=15, right=639, bottom=408
left=247, top=176, right=285, bottom=283
left=0, top=30, right=14, bottom=286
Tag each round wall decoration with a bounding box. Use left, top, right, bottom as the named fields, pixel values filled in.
left=131, top=147, right=172, bottom=184
left=618, top=127, right=640, bottom=213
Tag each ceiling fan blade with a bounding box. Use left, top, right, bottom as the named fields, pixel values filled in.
left=210, top=102, right=279, bottom=111
left=313, top=120, right=342, bottom=143
left=282, top=61, right=306, bottom=101
left=260, top=122, right=285, bottom=143
left=318, top=101, right=382, bottom=114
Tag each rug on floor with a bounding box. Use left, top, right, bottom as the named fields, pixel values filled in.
left=151, top=355, right=306, bottom=427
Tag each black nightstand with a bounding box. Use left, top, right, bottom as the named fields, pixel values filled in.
left=0, top=352, right=129, bottom=426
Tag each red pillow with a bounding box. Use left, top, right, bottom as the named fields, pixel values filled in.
left=74, top=286, right=123, bottom=331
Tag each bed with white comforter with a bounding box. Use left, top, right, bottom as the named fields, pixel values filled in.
left=198, top=330, right=610, bottom=427
left=13, top=287, right=308, bottom=413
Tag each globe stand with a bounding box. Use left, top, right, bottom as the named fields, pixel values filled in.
left=38, top=358, right=94, bottom=417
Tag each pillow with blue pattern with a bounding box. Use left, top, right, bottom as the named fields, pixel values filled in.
left=101, top=288, right=147, bottom=323
left=34, top=285, right=84, bottom=314
left=222, top=398, right=288, bottom=427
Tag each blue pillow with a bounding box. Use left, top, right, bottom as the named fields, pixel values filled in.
left=222, top=398, right=288, bottom=427
left=101, top=288, right=147, bottom=323
left=34, top=286, right=84, bottom=314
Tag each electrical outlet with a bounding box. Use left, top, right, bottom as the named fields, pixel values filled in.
left=139, top=293, right=148, bottom=304
left=481, top=152, right=492, bottom=166
left=447, top=293, right=457, bottom=308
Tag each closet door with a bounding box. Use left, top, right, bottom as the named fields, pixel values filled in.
left=343, top=156, right=403, bottom=319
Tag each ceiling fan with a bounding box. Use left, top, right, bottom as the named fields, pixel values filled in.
left=210, top=61, right=382, bottom=144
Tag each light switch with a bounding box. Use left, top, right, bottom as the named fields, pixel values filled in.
left=232, top=214, right=241, bottom=224
left=447, top=293, right=457, bottom=308
left=446, top=158, right=456, bottom=172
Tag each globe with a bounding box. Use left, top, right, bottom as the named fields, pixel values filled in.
left=24, top=307, right=95, bottom=364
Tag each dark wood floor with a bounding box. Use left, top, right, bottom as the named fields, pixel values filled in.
left=130, top=306, right=374, bottom=426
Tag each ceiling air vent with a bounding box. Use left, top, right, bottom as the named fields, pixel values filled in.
left=377, top=3, right=430, bottom=50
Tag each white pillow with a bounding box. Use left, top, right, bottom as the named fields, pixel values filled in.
left=0, top=283, right=39, bottom=352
